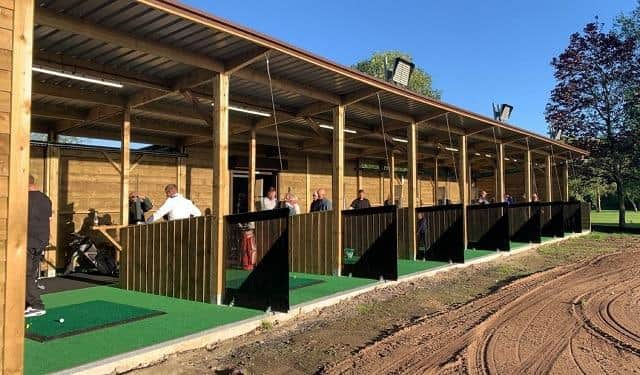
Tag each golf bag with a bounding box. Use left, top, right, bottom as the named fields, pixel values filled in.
left=64, top=233, right=118, bottom=276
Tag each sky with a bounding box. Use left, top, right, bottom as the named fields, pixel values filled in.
left=183, top=0, right=637, bottom=137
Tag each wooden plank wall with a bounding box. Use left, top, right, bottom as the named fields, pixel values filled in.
left=120, top=215, right=216, bottom=303
left=288, top=211, right=335, bottom=275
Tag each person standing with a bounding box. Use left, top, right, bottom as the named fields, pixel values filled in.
left=26, top=175, right=51, bottom=317
left=309, top=190, right=320, bottom=212
left=316, top=188, right=332, bottom=211
left=477, top=190, right=490, bottom=205
left=285, top=193, right=301, bottom=216
left=147, top=184, right=201, bottom=223
left=261, top=187, right=278, bottom=211
left=129, top=192, right=153, bottom=224
left=350, top=189, right=371, bottom=210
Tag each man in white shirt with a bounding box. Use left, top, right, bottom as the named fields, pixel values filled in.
left=261, top=186, right=278, bottom=211
left=147, top=184, right=201, bottom=223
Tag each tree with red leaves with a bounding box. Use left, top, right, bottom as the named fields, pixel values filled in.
left=546, top=22, right=640, bottom=228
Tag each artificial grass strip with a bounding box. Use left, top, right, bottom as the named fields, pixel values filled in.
left=541, top=236, right=556, bottom=242
left=463, top=249, right=496, bottom=261
left=26, top=301, right=164, bottom=342
left=509, top=242, right=531, bottom=250
left=225, top=269, right=324, bottom=290
left=289, top=272, right=376, bottom=306
left=25, top=287, right=262, bottom=375
left=397, top=259, right=448, bottom=276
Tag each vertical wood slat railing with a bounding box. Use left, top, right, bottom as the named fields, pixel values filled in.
left=416, top=204, right=464, bottom=263
left=467, top=203, right=510, bottom=251
left=507, top=203, right=541, bottom=244
left=396, top=207, right=412, bottom=260
left=342, top=206, right=398, bottom=280
left=563, top=201, right=582, bottom=233
left=580, top=202, right=591, bottom=231
left=120, top=215, right=216, bottom=303
left=288, top=210, right=336, bottom=275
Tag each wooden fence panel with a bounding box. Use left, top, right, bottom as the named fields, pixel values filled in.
left=223, top=208, right=290, bottom=312
left=396, top=207, right=412, bottom=260
left=507, top=203, right=541, bottom=244
left=467, top=203, right=510, bottom=251
left=342, top=206, right=398, bottom=281
left=416, top=205, right=464, bottom=263
left=288, top=211, right=335, bottom=275
left=580, top=202, right=591, bottom=231
left=119, top=215, right=217, bottom=303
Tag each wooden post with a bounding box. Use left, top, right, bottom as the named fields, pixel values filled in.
left=176, top=143, right=187, bottom=195
left=497, top=143, right=505, bottom=202
left=332, top=105, right=345, bottom=275
left=407, top=122, right=417, bottom=259
left=563, top=161, right=569, bottom=202
left=459, top=135, right=468, bottom=248
left=379, top=170, right=384, bottom=204
left=545, top=155, right=553, bottom=202
left=356, top=159, right=362, bottom=191
left=524, top=150, right=532, bottom=201
left=212, top=73, right=230, bottom=303
left=389, top=153, right=395, bottom=204
left=120, top=107, right=131, bottom=226
left=433, top=157, right=439, bottom=205
left=1, top=1, right=34, bottom=372
left=44, top=145, right=60, bottom=276
left=248, top=125, right=256, bottom=212
left=305, top=156, right=310, bottom=212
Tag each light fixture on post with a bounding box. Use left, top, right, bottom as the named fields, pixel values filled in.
left=492, top=103, right=513, bottom=122
left=33, top=66, right=123, bottom=88
left=319, top=124, right=357, bottom=134
left=391, top=137, right=408, bottom=143
left=385, top=57, right=415, bottom=87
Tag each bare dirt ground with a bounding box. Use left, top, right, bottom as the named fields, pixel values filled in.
left=131, top=234, right=640, bottom=375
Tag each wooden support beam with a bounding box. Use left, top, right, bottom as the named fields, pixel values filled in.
left=120, top=107, right=131, bottom=226
left=496, top=143, right=505, bottom=202
left=45, top=146, right=60, bottom=253
left=2, top=1, right=34, bottom=372
left=433, top=157, right=439, bottom=206
left=332, top=105, right=345, bottom=275
left=545, top=154, right=553, bottom=202
left=32, top=81, right=126, bottom=107
left=524, top=150, right=532, bottom=201
left=341, top=87, right=380, bottom=106
left=248, top=125, right=257, bottom=212
left=212, top=73, right=230, bottom=304
left=389, top=153, right=395, bottom=204
left=181, top=89, right=214, bottom=127
left=407, top=122, right=417, bottom=259
left=224, top=47, right=269, bottom=74
left=176, top=150, right=187, bottom=196
left=563, top=161, right=569, bottom=201
left=459, top=135, right=468, bottom=248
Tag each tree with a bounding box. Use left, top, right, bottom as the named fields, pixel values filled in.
left=545, top=22, right=640, bottom=228
left=353, top=51, right=441, bottom=99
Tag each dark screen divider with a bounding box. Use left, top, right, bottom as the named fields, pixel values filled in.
left=396, top=207, right=412, bottom=260
left=467, top=203, right=510, bottom=251
left=507, top=203, right=541, bottom=244
left=580, top=202, right=591, bottom=231
left=342, top=205, right=398, bottom=281
left=563, top=202, right=582, bottom=233
left=540, top=202, right=564, bottom=238
left=223, top=208, right=290, bottom=312
left=416, top=204, right=464, bottom=263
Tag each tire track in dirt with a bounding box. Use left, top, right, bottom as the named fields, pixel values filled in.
left=322, top=251, right=640, bottom=374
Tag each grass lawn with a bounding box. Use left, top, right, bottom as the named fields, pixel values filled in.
left=591, top=210, right=640, bottom=228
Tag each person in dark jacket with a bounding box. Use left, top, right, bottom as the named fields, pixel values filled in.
left=129, top=192, right=153, bottom=224
left=26, top=175, right=51, bottom=317
left=316, top=188, right=332, bottom=211
left=350, top=189, right=371, bottom=210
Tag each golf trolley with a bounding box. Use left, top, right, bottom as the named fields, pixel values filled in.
left=64, top=233, right=118, bottom=276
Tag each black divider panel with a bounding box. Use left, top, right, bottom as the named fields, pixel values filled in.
left=580, top=202, right=591, bottom=231
left=223, top=208, right=289, bottom=312
left=342, top=205, right=398, bottom=281
left=540, top=202, right=564, bottom=238
left=396, top=207, right=412, bottom=260
left=467, top=203, right=510, bottom=251
left=416, top=204, right=464, bottom=263
left=563, top=202, right=582, bottom=233
left=507, top=203, right=541, bottom=244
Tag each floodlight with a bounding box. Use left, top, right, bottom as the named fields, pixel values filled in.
left=444, top=147, right=458, bottom=152
left=229, top=105, right=272, bottom=117
left=492, top=103, right=514, bottom=122
left=388, top=57, right=415, bottom=87
left=33, top=66, right=123, bottom=88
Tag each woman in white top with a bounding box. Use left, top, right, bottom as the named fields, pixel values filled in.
left=261, top=187, right=278, bottom=210
left=285, top=193, right=301, bottom=216
left=147, top=184, right=201, bottom=223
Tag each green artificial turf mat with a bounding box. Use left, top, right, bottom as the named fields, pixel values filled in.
left=25, top=286, right=261, bottom=375
left=26, top=300, right=164, bottom=342
left=289, top=272, right=377, bottom=306
left=509, top=242, right=531, bottom=250
left=397, top=259, right=448, bottom=276
left=541, top=236, right=556, bottom=242
left=463, top=249, right=496, bottom=260
left=225, top=269, right=323, bottom=290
